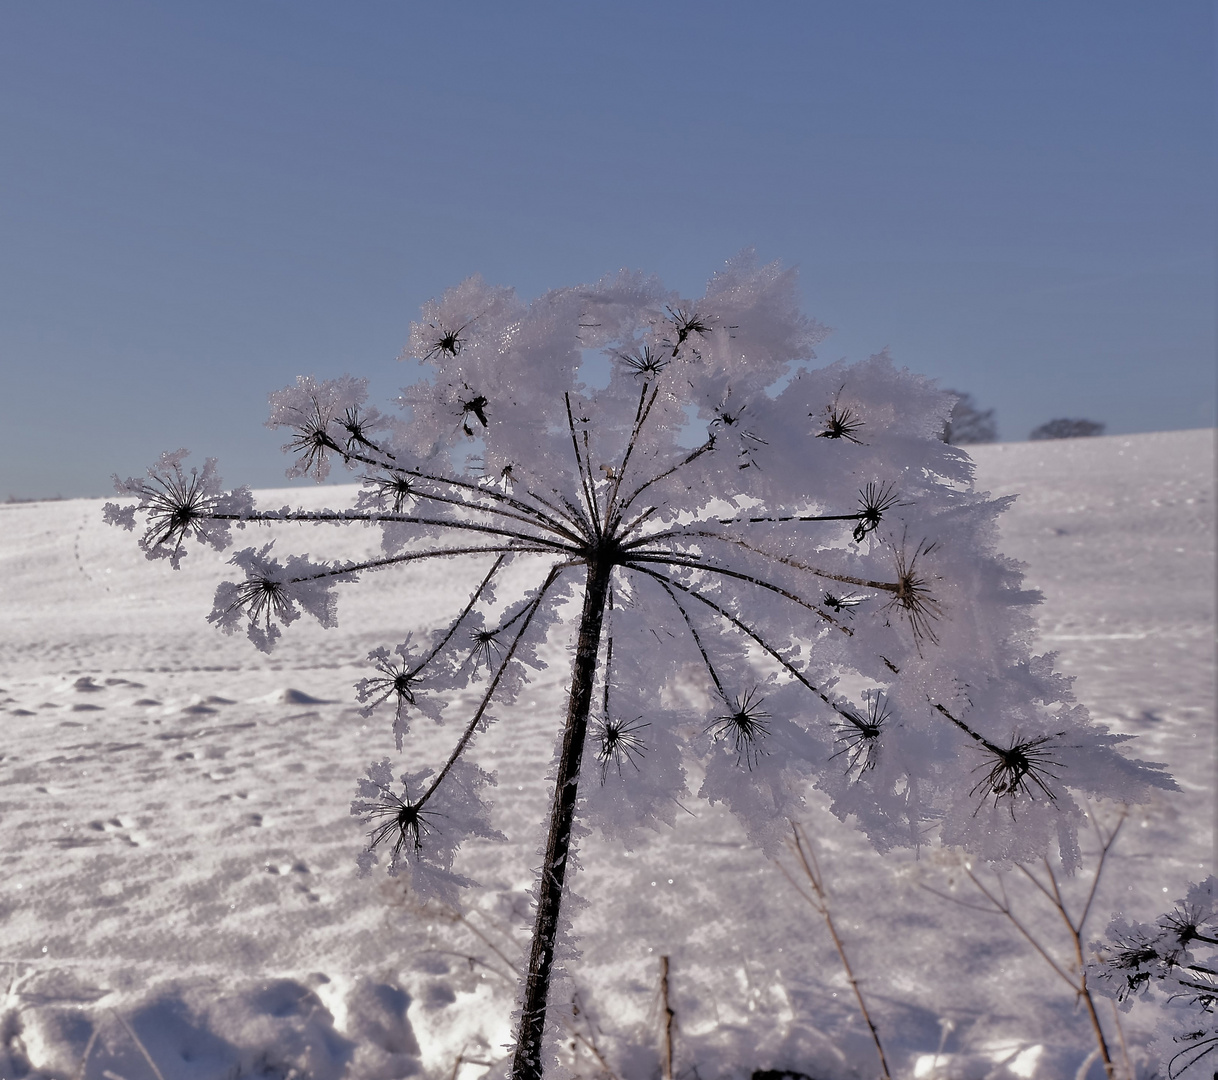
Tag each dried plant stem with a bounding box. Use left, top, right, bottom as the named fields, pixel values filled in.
left=923, top=805, right=1127, bottom=1079
left=74, top=1026, right=100, bottom=1080
left=511, top=557, right=613, bottom=1080
left=1108, top=998, right=1133, bottom=1080
left=450, top=1049, right=496, bottom=1080
left=660, top=956, right=675, bottom=1080
left=780, top=823, right=892, bottom=1080
left=570, top=990, right=620, bottom=1080
left=112, top=1008, right=168, bottom=1080
left=1024, top=850, right=1117, bottom=1080
left=431, top=902, right=620, bottom=1079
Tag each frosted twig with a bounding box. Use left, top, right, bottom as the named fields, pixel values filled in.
left=418, top=565, right=566, bottom=811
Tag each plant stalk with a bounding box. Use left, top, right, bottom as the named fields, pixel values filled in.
left=785, top=824, right=892, bottom=1080
left=511, top=556, right=613, bottom=1080
left=660, top=955, right=675, bottom=1080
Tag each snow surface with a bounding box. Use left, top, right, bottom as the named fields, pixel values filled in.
left=0, top=428, right=1212, bottom=1080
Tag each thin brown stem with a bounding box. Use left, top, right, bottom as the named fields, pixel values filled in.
left=413, top=553, right=509, bottom=673
left=626, top=552, right=850, bottom=632
left=616, top=504, right=660, bottom=542
left=783, top=824, right=892, bottom=1080
left=565, top=394, right=602, bottom=540
left=652, top=576, right=728, bottom=702
left=582, top=427, right=603, bottom=538
left=623, top=529, right=903, bottom=596
left=420, top=566, right=564, bottom=811
left=1037, top=857, right=1115, bottom=1078
left=940, top=810, right=1127, bottom=1080
left=605, top=382, right=659, bottom=527
left=210, top=509, right=578, bottom=555
left=660, top=956, right=675, bottom=1080
left=345, top=446, right=584, bottom=542
left=615, top=438, right=715, bottom=519
left=276, top=544, right=554, bottom=586
left=384, top=483, right=588, bottom=547
left=629, top=565, right=858, bottom=719
left=511, top=556, right=614, bottom=1080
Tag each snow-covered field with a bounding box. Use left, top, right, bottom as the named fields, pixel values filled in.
left=1, top=428, right=1213, bottom=1080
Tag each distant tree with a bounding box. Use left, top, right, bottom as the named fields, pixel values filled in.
left=1029, top=418, right=1106, bottom=441
left=941, top=391, right=997, bottom=445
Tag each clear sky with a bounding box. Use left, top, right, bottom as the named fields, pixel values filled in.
left=1, top=1, right=1213, bottom=500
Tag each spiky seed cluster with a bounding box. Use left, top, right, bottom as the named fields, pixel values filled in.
left=461, top=393, right=490, bottom=435
left=816, top=401, right=863, bottom=443
left=469, top=627, right=505, bottom=671
left=228, top=576, right=293, bottom=633
left=364, top=471, right=417, bottom=513
left=707, top=689, right=771, bottom=769
left=1104, top=930, right=1162, bottom=996
left=617, top=344, right=668, bottom=378
left=711, top=396, right=768, bottom=470
left=970, top=733, right=1063, bottom=809
left=886, top=540, right=942, bottom=648
left=285, top=398, right=343, bottom=480
left=853, top=481, right=899, bottom=542
left=421, top=322, right=470, bottom=362
left=594, top=715, right=649, bottom=781
left=1162, top=904, right=1214, bottom=953
left=364, top=789, right=435, bottom=859
left=138, top=468, right=220, bottom=557
left=664, top=306, right=711, bottom=354
left=340, top=406, right=378, bottom=453
left=357, top=651, right=421, bottom=718
left=823, top=592, right=866, bottom=614
left=484, top=463, right=516, bottom=492
left=832, top=693, right=890, bottom=776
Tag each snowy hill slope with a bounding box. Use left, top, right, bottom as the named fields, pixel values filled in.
left=0, top=428, right=1212, bottom=1080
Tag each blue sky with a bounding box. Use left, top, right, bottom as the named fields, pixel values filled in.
left=1, top=1, right=1213, bottom=499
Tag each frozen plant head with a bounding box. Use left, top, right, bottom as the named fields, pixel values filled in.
left=104, top=449, right=254, bottom=568
left=831, top=692, right=891, bottom=778
left=106, top=251, right=1176, bottom=1080
left=594, top=714, right=648, bottom=782
left=1091, top=876, right=1218, bottom=1079
left=707, top=688, right=771, bottom=769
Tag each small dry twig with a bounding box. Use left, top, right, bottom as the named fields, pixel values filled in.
left=660, top=955, right=675, bottom=1080
left=778, top=822, right=892, bottom=1080
left=921, top=804, right=1130, bottom=1079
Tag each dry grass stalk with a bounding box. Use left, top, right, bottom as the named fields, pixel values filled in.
left=660, top=955, right=675, bottom=1080
left=778, top=822, right=892, bottom=1080
left=921, top=804, right=1132, bottom=1080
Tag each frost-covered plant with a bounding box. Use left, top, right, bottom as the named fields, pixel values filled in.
left=1091, top=877, right=1218, bottom=1078
left=105, top=253, right=1173, bottom=1080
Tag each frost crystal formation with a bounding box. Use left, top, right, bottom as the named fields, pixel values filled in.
left=107, top=254, right=1173, bottom=1080
left=1092, top=876, right=1218, bottom=1079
